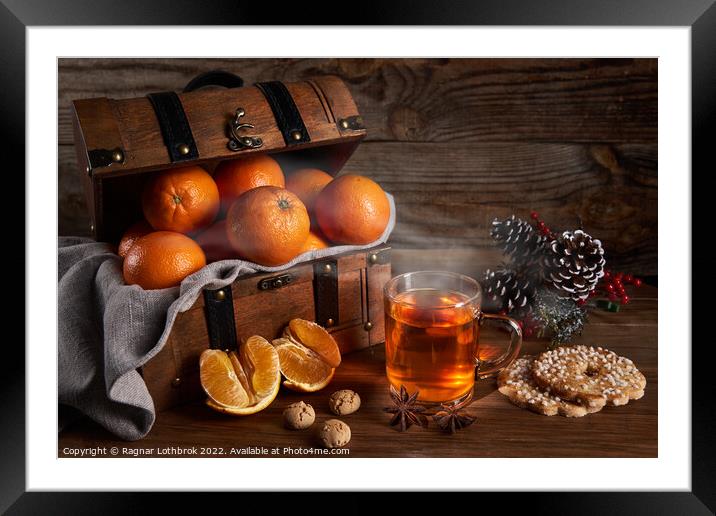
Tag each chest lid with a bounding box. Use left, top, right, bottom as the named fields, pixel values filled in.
left=72, top=73, right=366, bottom=178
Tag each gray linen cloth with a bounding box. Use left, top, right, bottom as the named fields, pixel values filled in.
left=59, top=195, right=395, bottom=441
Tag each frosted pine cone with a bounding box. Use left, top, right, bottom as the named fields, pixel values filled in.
left=490, top=215, right=548, bottom=269
left=482, top=268, right=536, bottom=314
left=542, top=229, right=605, bottom=301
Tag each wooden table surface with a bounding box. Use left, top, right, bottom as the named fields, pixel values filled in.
left=58, top=282, right=657, bottom=458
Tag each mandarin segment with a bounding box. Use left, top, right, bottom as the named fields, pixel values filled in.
left=282, top=368, right=336, bottom=393
left=199, top=349, right=250, bottom=408
left=287, top=318, right=341, bottom=368
left=272, top=337, right=335, bottom=392
left=228, top=350, right=254, bottom=405
left=242, top=335, right=282, bottom=399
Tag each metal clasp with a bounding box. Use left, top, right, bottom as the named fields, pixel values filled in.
left=258, top=273, right=293, bottom=291
left=227, top=107, right=263, bottom=151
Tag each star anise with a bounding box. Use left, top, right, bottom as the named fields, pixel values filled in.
left=383, top=385, right=429, bottom=432
left=432, top=399, right=477, bottom=434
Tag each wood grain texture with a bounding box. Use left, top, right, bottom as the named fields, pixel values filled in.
left=58, top=58, right=657, bottom=275
left=58, top=282, right=657, bottom=458
left=58, top=58, right=657, bottom=145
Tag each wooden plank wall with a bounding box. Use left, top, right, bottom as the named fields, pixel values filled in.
left=58, top=58, right=657, bottom=275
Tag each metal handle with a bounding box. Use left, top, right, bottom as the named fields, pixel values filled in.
left=183, top=70, right=244, bottom=92
left=227, top=107, right=263, bottom=151
left=475, top=312, right=523, bottom=379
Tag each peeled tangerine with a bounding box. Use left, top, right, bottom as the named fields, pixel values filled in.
left=272, top=319, right=342, bottom=392
left=199, top=336, right=281, bottom=415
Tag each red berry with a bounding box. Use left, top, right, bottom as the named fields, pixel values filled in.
left=634, top=278, right=642, bottom=287
left=608, top=294, right=618, bottom=302
left=576, top=298, right=587, bottom=306
left=624, top=274, right=634, bottom=284
left=615, top=272, right=624, bottom=281
left=530, top=211, right=539, bottom=220
left=606, top=283, right=615, bottom=293
left=538, top=221, right=546, bottom=229
left=621, top=295, right=630, bottom=304
left=603, top=270, right=612, bottom=280
left=524, top=327, right=534, bottom=337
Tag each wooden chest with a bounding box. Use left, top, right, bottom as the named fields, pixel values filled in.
left=71, top=72, right=392, bottom=411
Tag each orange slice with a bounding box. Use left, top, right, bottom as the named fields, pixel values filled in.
left=272, top=337, right=336, bottom=392
left=283, top=369, right=336, bottom=393
left=199, top=336, right=280, bottom=415
left=286, top=318, right=341, bottom=368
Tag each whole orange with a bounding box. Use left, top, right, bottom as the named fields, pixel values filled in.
left=142, top=166, right=220, bottom=234
left=300, top=230, right=330, bottom=253
left=118, top=220, right=153, bottom=258
left=315, top=174, right=390, bottom=244
left=285, top=168, right=333, bottom=213
left=123, top=231, right=206, bottom=290
left=225, top=186, right=309, bottom=266
left=195, top=219, right=237, bottom=263
left=214, top=155, right=285, bottom=214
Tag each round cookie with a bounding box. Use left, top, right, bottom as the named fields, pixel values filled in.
left=282, top=401, right=315, bottom=430
left=532, top=345, right=646, bottom=408
left=497, top=356, right=599, bottom=417
left=318, top=419, right=351, bottom=448
left=328, top=389, right=361, bottom=416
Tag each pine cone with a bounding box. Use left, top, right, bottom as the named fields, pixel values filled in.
left=482, top=268, right=536, bottom=314
left=542, top=229, right=605, bottom=301
left=490, top=215, right=548, bottom=269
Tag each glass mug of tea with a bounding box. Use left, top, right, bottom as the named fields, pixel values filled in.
left=384, top=271, right=523, bottom=405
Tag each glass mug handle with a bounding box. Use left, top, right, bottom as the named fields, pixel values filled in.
left=475, top=312, right=523, bottom=379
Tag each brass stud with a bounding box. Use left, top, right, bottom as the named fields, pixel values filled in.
left=171, top=377, right=182, bottom=388
left=323, top=263, right=333, bottom=273
left=111, top=149, right=124, bottom=163
left=215, top=289, right=226, bottom=301
left=369, top=253, right=378, bottom=264
left=340, top=119, right=350, bottom=129
left=326, top=318, right=335, bottom=327
left=85, top=165, right=91, bottom=174
left=178, top=144, right=190, bottom=155
left=364, top=321, right=373, bottom=331
left=290, top=130, right=303, bottom=141
left=89, top=223, right=95, bottom=233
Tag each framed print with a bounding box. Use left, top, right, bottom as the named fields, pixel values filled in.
left=4, top=0, right=713, bottom=512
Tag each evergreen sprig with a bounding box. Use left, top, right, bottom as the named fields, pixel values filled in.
left=531, top=288, right=587, bottom=347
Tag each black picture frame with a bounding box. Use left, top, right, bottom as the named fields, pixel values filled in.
left=4, top=0, right=713, bottom=512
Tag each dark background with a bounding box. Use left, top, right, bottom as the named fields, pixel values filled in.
left=58, top=57, right=657, bottom=276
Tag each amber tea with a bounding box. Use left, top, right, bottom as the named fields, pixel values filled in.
left=386, top=289, right=477, bottom=403
left=384, top=271, right=523, bottom=405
